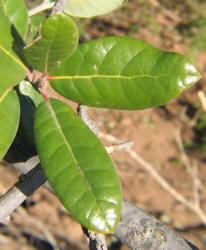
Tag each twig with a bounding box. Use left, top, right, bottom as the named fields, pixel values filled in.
left=37, top=73, right=74, bottom=107
left=77, top=105, right=99, bottom=136
left=176, top=127, right=202, bottom=207
left=175, top=128, right=192, bottom=173
left=17, top=206, right=59, bottom=250
left=99, top=132, right=206, bottom=226
left=82, top=227, right=108, bottom=250
left=0, top=159, right=198, bottom=249
left=12, top=155, right=40, bottom=173
left=192, top=161, right=201, bottom=208
left=0, top=164, right=46, bottom=221
left=175, top=128, right=205, bottom=196
left=105, top=141, right=133, bottom=154
left=29, top=0, right=70, bottom=18
left=12, top=155, right=53, bottom=193
left=189, top=109, right=202, bottom=128
left=198, top=90, right=206, bottom=112
left=113, top=198, right=198, bottom=250
left=49, top=0, right=70, bottom=15
left=28, top=0, right=55, bottom=16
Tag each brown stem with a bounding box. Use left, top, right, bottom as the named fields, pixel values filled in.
left=49, top=0, right=69, bottom=15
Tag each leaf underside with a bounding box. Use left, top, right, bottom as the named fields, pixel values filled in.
left=23, top=13, right=79, bottom=73
left=34, top=99, right=122, bottom=233
left=50, top=36, right=201, bottom=110
left=0, top=88, right=20, bottom=160
left=65, top=0, right=127, bottom=18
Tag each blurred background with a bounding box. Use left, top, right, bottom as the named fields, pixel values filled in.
left=1, top=0, right=206, bottom=249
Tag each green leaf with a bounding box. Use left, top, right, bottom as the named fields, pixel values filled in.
left=25, top=15, right=45, bottom=45
left=18, top=81, right=43, bottom=142
left=0, top=0, right=28, bottom=40
left=0, top=88, right=20, bottom=160
left=19, top=80, right=43, bottom=107
left=34, top=99, right=122, bottom=233
left=0, top=8, right=27, bottom=90
left=64, top=0, right=127, bottom=18
left=23, top=13, right=79, bottom=73
left=49, top=36, right=201, bottom=110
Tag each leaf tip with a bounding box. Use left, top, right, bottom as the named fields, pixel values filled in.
left=179, top=62, right=201, bottom=91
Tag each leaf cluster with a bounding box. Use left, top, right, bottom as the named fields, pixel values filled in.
left=0, top=0, right=200, bottom=233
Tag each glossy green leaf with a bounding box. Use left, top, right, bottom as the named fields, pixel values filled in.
left=0, top=88, right=20, bottom=160
left=23, top=13, right=79, bottom=73
left=50, top=36, right=201, bottom=110
left=0, top=8, right=27, bottom=90
left=0, top=0, right=28, bottom=40
left=64, top=0, right=127, bottom=18
left=34, top=98, right=122, bottom=233
left=18, top=81, right=43, bottom=142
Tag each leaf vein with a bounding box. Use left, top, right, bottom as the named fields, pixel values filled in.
left=0, top=45, right=27, bottom=71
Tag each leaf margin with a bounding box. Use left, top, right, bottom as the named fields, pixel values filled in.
left=34, top=98, right=122, bottom=233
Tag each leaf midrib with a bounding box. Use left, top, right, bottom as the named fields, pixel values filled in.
left=1, top=0, right=7, bottom=15
left=0, top=87, right=12, bottom=103
left=50, top=73, right=200, bottom=80
left=0, top=44, right=27, bottom=71
left=46, top=100, right=111, bottom=225
left=46, top=100, right=78, bottom=166
left=43, top=28, right=57, bottom=72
